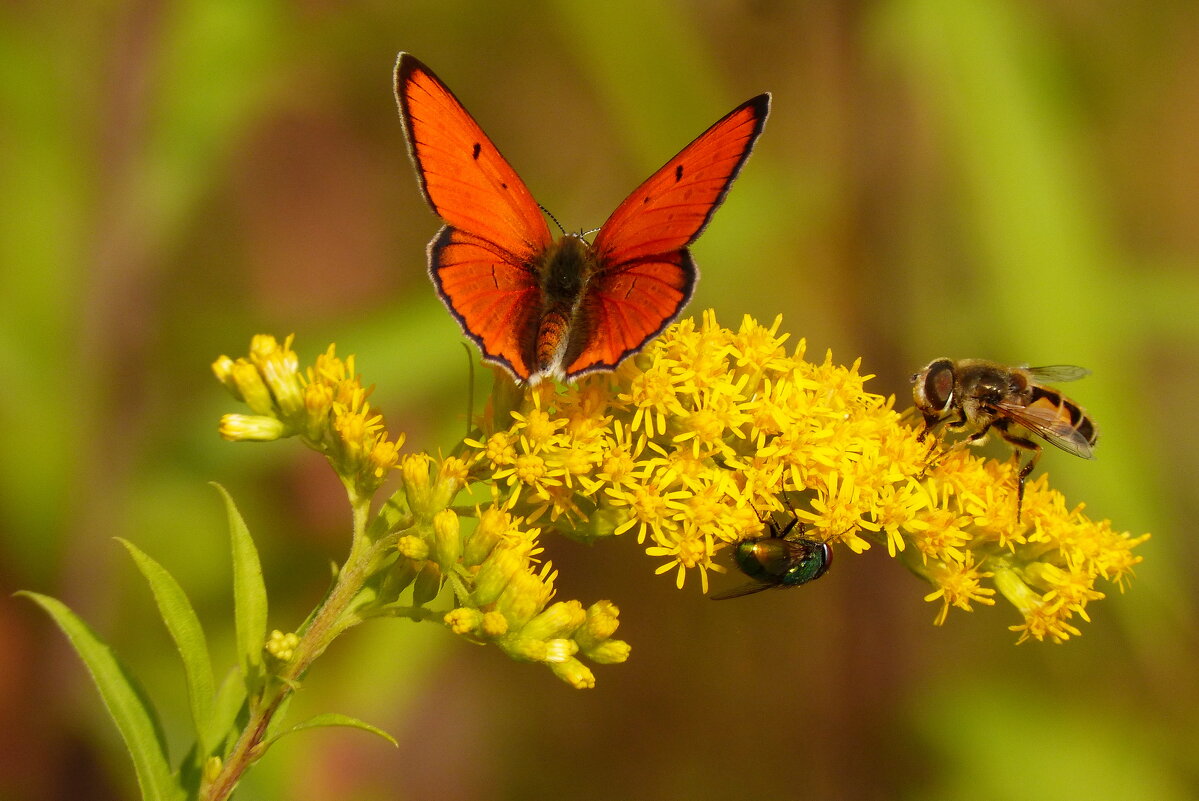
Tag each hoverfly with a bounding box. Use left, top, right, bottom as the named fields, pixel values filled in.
left=911, top=358, right=1098, bottom=518
left=711, top=509, right=833, bottom=600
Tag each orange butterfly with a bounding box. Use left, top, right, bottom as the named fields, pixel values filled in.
left=395, top=53, right=770, bottom=384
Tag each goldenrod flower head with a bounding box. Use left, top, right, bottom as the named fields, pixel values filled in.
left=495, top=562, right=557, bottom=630
left=214, top=336, right=403, bottom=498
left=471, top=536, right=535, bottom=606
left=463, top=505, right=512, bottom=566
left=550, top=658, right=596, bottom=690
left=444, top=607, right=483, bottom=636
left=251, top=334, right=303, bottom=417
left=520, top=600, right=587, bottom=642
left=480, top=610, right=509, bottom=637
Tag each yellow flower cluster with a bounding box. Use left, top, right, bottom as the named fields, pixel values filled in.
left=213, top=335, right=403, bottom=498
left=214, top=336, right=631, bottom=687
left=913, top=452, right=1148, bottom=643
left=461, top=311, right=1147, bottom=642
left=395, top=453, right=630, bottom=689
left=214, top=316, right=1147, bottom=667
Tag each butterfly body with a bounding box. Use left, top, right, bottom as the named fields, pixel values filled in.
left=396, top=53, right=767, bottom=384
left=530, top=234, right=594, bottom=378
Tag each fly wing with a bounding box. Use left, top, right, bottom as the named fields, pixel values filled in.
left=996, top=398, right=1097, bottom=459
left=1026, top=365, right=1091, bottom=383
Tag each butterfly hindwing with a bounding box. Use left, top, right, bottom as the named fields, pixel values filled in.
left=428, top=227, right=542, bottom=380
left=561, top=250, right=697, bottom=378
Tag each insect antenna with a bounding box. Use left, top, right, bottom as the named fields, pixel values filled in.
left=539, top=204, right=567, bottom=236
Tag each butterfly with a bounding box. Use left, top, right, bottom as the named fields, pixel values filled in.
left=394, top=53, right=770, bottom=384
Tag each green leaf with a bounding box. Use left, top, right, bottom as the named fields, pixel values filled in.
left=259, top=713, right=398, bottom=753
left=210, top=666, right=248, bottom=741
left=210, top=483, right=267, bottom=686
left=18, top=592, right=186, bottom=801
left=117, top=538, right=218, bottom=759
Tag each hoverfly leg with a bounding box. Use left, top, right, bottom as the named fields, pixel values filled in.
left=996, top=427, right=1041, bottom=523
left=1014, top=445, right=1042, bottom=522
left=964, top=419, right=994, bottom=447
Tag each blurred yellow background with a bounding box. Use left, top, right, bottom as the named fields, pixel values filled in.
left=2, top=1, right=1196, bottom=799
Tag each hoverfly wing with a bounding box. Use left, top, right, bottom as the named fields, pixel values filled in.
left=997, top=400, right=1097, bottom=460
left=1026, top=365, right=1091, bottom=383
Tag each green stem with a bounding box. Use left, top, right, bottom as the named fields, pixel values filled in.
left=201, top=494, right=382, bottom=801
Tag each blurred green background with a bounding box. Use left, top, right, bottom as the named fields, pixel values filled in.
left=2, top=1, right=1196, bottom=799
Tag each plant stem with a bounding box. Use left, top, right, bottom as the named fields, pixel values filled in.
left=201, top=496, right=382, bottom=801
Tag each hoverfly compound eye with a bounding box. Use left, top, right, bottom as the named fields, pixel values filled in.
left=927, top=359, right=956, bottom=412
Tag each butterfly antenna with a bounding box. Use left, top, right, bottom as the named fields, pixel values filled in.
left=539, top=204, right=567, bottom=236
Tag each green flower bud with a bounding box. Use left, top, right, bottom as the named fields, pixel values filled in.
left=472, top=541, right=530, bottom=606
left=549, top=657, right=595, bottom=689
left=580, top=638, right=631, bottom=665
left=219, top=414, right=286, bottom=442
left=520, top=600, right=585, bottom=642
left=432, top=509, right=462, bottom=574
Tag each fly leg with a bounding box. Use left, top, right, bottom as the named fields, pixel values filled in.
left=994, top=425, right=1042, bottom=522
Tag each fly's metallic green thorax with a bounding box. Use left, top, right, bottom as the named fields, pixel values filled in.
left=731, top=538, right=832, bottom=588
left=711, top=514, right=833, bottom=600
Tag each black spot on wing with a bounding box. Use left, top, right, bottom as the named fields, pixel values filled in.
left=674, top=164, right=684, bottom=182
left=472, top=142, right=482, bottom=160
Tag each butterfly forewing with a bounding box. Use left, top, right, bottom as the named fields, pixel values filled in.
left=563, top=93, right=770, bottom=378
left=593, top=93, right=771, bottom=263
left=395, top=54, right=552, bottom=258
left=396, top=53, right=555, bottom=380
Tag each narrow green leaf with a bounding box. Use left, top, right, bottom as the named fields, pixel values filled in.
left=209, top=483, right=267, bottom=683
left=18, top=592, right=185, bottom=801
left=117, top=538, right=218, bottom=758
left=210, top=666, right=249, bottom=751
left=259, top=713, right=398, bottom=753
